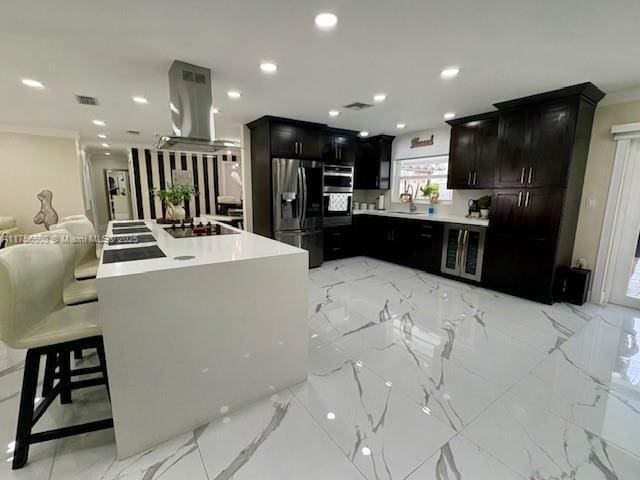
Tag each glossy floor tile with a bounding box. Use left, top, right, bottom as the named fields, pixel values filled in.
left=1, top=257, right=640, bottom=479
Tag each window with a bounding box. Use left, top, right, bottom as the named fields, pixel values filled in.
left=391, top=155, right=453, bottom=203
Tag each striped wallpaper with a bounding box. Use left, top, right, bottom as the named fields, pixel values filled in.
left=129, top=148, right=219, bottom=220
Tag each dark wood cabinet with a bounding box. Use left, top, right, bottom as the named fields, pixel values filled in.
left=354, top=214, right=444, bottom=272
left=494, top=109, right=531, bottom=188
left=354, top=135, right=394, bottom=190
left=447, top=113, right=499, bottom=189
left=271, top=122, right=322, bottom=159
left=322, top=128, right=358, bottom=165
left=324, top=225, right=355, bottom=260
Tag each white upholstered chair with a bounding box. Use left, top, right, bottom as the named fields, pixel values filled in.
left=0, top=244, right=112, bottom=469
left=26, top=229, right=98, bottom=305
left=51, top=219, right=100, bottom=280
left=0, top=216, right=18, bottom=248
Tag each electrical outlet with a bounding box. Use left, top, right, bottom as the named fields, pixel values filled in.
left=586, top=198, right=597, bottom=209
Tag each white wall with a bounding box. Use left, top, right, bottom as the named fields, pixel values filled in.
left=0, top=131, right=85, bottom=234
left=354, top=126, right=491, bottom=216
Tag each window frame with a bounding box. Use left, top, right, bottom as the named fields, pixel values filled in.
left=390, top=154, right=453, bottom=205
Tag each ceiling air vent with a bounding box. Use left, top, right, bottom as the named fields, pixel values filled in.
left=126, top=130, right=141, bottom=136
left=75, top=95, right=99, bottom=106
left=343, top=102, right=374, bottom=111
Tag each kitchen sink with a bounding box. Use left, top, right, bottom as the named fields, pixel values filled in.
left=389, top=210, right=423, bottom=215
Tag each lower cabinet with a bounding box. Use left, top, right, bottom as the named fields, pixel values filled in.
left=323, top=225, right=355, bottom=261
left=352, top=215, right=443, bottom=273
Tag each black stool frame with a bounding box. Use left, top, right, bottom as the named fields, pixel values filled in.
left=13, top=335, right=113, bottom=470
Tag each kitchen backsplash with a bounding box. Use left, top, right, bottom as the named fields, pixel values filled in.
left=354, top=189, right=493, bottom=217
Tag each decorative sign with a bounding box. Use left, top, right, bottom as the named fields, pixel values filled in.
left=172, top=169, right=193, bottom=186
left=410, top=134, right=434, bottom=148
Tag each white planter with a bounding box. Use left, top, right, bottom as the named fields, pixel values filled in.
left=166, top=204, right=186, bottom=221
left=480, top=208, right=490, bottom=218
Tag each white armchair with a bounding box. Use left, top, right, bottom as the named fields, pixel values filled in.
left=0, top=216, right=18, bottom=248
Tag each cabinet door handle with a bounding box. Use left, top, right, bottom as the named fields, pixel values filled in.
left=468, top=170, right=472, bottom=185
left=527, top=167, right=533, bottom=184
left=517, top=191, right=523, bottom=207
left=419, top=234, right=432, bottom=239
left=520, top=167, right=526, bottom=184
left=525, top=191, right=530, bottom=208
left=375, top=175, right=379, bottom=187
left=472, top=170, right=477, bottom=186
left=295, top=142, right=299, bottom=155
left=299, top=141, right=303, bottom=156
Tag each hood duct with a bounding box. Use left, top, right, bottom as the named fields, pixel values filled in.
left=156, top=60, right=241, bottom=153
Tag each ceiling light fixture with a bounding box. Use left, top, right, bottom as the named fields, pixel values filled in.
left=315, top=12, right=338, bottom=29
left=132, top=96, right=149, bottom=104
left=93, top=119, right=106, bottom=126
left=396, top=123, right=406, bottom=129
left=443, top=112, right=456, bottom=120
left=440, top=66, right=460, bottom=79
left=105, top=152, right=111, bottom=156
left=227, top=90, right=242, bottom=99
left=329, top=110, right=340, bottom=117
left=359, top=131, right=369, bottom=137
left=101, top=143, right=110, bottom=148
left=373, top=93, right=387, bottom=103
left=259, top=62, right=278, bottom=73
left=97, top=134, right=108, bottom=139
left=21, top=78, right=45, bottom=89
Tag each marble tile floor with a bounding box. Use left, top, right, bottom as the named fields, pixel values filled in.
left=1, top=256, right=640, bottom=479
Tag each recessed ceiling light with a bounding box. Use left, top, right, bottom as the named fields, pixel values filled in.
left=132, top=96, right=149, bottom=104
left=396, top=123, right=406, bottom=129
left=212, top=107, right=220, bottom=114
left=315, top=12, right=338, bottom=29
left=440, top=66, right=460, bottom=79
left=93, top=119, right=106, bottom=126
left=97, top=134, right=108, bottom=139
left=259, top=62, right=278, bottom=73
left=21, top=78, right=45, bottom=89
left=329, top=110, right=340, bottom=117
left=359, top=131, right=369, bottom=137
left=373, top=93, right=387, bottom=103
left=101, top=143, right=110, bottom=148
left=227, top=90, right=242, bottom=99
left=443, top=112, right=456, bottom=120
left=105, top=152, right=111, bottom=156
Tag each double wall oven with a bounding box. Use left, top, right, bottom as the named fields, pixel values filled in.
left=322, top=164, right=354, bottom=226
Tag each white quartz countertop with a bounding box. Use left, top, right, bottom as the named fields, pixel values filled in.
left=353, top=209, right=489, bottom=227
left=97, top=219, right=305, bottom=279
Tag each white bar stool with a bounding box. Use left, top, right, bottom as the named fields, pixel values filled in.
left=27, top=229, right=98, bottom=306
left=0, top=244, right=112, bottom=470
left=51, top=219, right=100, bottom=280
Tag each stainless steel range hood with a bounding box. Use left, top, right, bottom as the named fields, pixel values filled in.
left=156, top=60, right=241, bottom=153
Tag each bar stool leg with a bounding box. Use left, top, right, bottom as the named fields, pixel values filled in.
left=13, top=349, right=40, bottom=470
left=42, top=352, right=57, bottom=397
left=59, top=350, right=72, bottom=404
left=96, top=339, right=110, bottom=399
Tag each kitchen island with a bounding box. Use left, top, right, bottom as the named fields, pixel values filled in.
left=96, top=219, right=308, bottom=459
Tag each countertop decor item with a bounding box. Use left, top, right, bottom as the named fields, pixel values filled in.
left=420, top=182, right=440, bottom=204
left=477, top=195, right=491, bottom=218
left=153, top=184, right=198, bottom=222
left=33, top=190, right=58, bottom=230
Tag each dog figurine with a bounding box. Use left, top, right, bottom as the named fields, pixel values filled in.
left=33, top=190, right=59, bottom=230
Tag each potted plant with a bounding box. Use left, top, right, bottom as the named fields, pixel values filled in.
left=419, top=182, right=440, bottom=204
left=477, top=195, right=491, bottom=218
left=153, top=184, right=197, bottom=221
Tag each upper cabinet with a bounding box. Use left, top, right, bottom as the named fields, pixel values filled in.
left=447, top=113, right=499, bottom=189
left=354, top=135, right=395, bottom=190
left=322, top=128, right=358, bottom=165
left=270, top=121, right=323, bottom=159
left=494, top=101, right=577, bottom=188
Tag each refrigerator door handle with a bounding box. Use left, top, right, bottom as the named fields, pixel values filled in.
left=299, top=166, right=307, bottom=226
left=456, top=230, right=463, bottom=273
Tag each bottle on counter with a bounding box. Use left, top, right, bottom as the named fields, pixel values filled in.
left=377, top=194, right=385, bottom=210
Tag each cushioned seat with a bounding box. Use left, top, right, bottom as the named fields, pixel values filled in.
left=50, top=219, right=100, bottom=280
left=27, top=229, right=98, bottom=306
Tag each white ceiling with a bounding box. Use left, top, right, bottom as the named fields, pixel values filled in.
left=2, top=0, right=640, bottom=150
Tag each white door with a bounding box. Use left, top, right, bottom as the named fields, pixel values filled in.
left=608, top=139, right=640, bottom=308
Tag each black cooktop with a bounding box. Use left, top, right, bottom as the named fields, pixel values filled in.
left=164, top=221, right=238, bottom=239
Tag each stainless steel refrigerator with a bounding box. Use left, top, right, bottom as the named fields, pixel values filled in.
left=272, top=158, right=324, bottom=267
